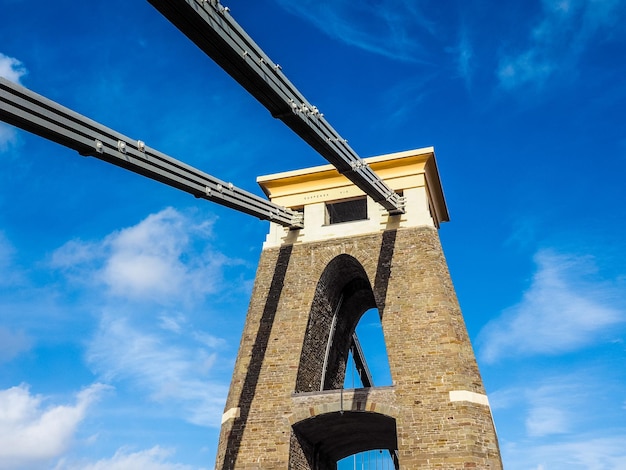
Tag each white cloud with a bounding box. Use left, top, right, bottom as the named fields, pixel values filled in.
left=494, top=370, right=626, bottom=468
left=504, top=216, right=539, bottom=249
left=526, top=405, right=569, bottom=437
left=47, top=208, right=236, bottom=429
left=0, top=327, right=32, bottom=363
left=523, top=379, right=587, bottom=437
left=273, top=0, right=436, bottom=63
left=0, top=231, right=22, bottom=286
left=51, top=207, right=234, bottom=304
left=159, top=313, right=186, bottom=334
left=0, top=383, right=108, bottom=470
left=502, top=435, right=626, bottom=470
left=86, top=314, right=228, bottom=427
left=492, top=375, right=588, bottom=437
left=50, top=238, right=100, bottom=270
left=0, top=124, right=18, bottom=153
left=0, top=52, right=27, bottom=84
left=0, top=53, right=27, bottom=152
left=497, top=0, right=625, bottom=89
left=55, top=446, right=203, bottom=470
left=478, top=250, right=624, bottom=363
left=0, top=231, right=42, bottom=291
left=488, top=386, right=524, bottom=411
left=498, top=50, right=554, bottom=90
left=103, top=209, right=190, bottom=298
left=193, top=331, right=226, bottom=350
left=454, top=28, right=474, bottom=86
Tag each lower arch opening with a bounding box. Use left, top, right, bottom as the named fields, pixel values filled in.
left=289, top=411, right=398, bottom=470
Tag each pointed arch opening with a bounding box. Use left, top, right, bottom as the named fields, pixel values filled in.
left=294, top=254, right=393, bottom=393
left=344, top=308, right=393, bottom=389
left=295, top=254, right=378, bottom=393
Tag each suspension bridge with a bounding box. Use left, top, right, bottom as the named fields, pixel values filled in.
left=0, top=1, right=502, bottom=468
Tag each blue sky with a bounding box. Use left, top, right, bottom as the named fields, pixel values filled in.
left=1, top=0, right=625, bottom=468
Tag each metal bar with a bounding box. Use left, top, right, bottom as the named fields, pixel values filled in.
left=350, top=332, right=374, bottom=388
left=321, top=294, right=343, bottom=391
left=147, top=0, right=405, bottom=214
left=390, top=449, right=400, bottom=470
left=0, top=77, right=303, bottom=228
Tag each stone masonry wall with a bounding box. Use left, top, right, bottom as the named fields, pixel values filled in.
left=215, top=226, right=502, bottom=469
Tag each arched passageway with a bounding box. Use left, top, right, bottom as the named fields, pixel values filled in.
left=291, top=411, right=397, bottom=468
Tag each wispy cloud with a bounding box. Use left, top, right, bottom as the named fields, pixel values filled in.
left=502, top=435, right=626, bottom=470
left=2, top=207, right=240, bottom=463
left=378, top=71, right=437, bottom=124
left=524, top=378, right=587, bottom=437
left=497, top=0, right=625, bottom=89
left=453, top=28, right=474, bottom=87
left=273, top=0, right=436, bottom=63
left=0, top=327, right=32, bottom=363
left=0, top=124, right=19, bottom=153
left=0, top=52, right=27, bottom=152
left=498, top=50, right=554, bottom=90
left=55, top=446, right=203, bottom=470
left=492, top=374, right=592, bottom=437
left=86, top=314, right=228, bottom=428
left=478, top=249, right=624, bottom=363
left=493, top=369, right=626, bottom=468
left=0, top=231, right=21, bottom=287
left=158, top=312, right=187, bottom=334
left=504, top=217, right=539, bottom=250
left=46, top=208, right=236, bottom=428
left=0, top=52, right=26, bottom=84
left=0, top=383, right=108, bottom=470
left=51, top=207, right=235, bottom=305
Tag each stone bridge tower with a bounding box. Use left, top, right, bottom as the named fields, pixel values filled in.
left=215, top=148, right=502, bottom=469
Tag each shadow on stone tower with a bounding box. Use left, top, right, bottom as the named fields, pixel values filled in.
left=215, top=148, right=502, bottom=469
